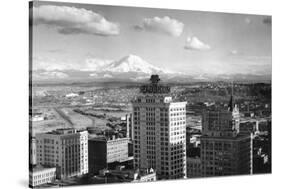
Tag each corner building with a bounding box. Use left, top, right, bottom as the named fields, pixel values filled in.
left=132, top=75, right=187, bottom=180
left=36, top=128, right=88, bottom=179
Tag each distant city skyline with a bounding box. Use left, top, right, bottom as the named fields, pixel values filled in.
left=31, top=1, right=271, bottom=80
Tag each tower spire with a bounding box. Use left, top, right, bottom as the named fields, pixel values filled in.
left=231, top=80, right=234, bottom=97
left=228, top=81, right=234, bottom=112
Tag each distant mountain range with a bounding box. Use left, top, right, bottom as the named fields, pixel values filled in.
left=32, top=54, right=271, bottom=84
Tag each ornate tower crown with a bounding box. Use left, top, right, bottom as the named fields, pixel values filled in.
left=150, top=75, right=160, bottom=84
left=140, top=75, right=170, bottom=94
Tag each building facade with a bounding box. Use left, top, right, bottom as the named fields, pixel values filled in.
left=133, top=168, right=157, bottom=182
left=29, top=166, right=56, bottom=187
left=126, top=113, right=133, bottom=139
left=35, top=128, right=88, bottom=179
left=107, top=137, right=130, bottom=163
left=186, top=157, right=201, bottom=178
left=88, top=137, right=130, bottom=174
left=132, top=75, right=187, bottom=180
left=88, top=138, right=107, bottom=175
left=200, top=99, right=253, bottom=177
left=30, top=137, right=37, bottom=166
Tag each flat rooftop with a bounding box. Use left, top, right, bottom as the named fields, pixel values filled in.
left=31, top=165, right=56, bottom=172
left=45, top=128, right=86, bottom=135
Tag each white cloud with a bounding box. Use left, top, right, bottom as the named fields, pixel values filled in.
left=89, top=73, right=98, bottom=77
left=103, top=74, right=113, bottom=78
left=33, top=56, right=113, bottom=71
left=230, top=50, right=238, bottom=55
left=136, top=16, right=184, bottom=37
left=33, top=5, right=120, bottom=36
left=32, top=56, right=79, bottom=70
left=184, top=36, right=211, bottom=51
left=82, top=58, right=112, bottom=71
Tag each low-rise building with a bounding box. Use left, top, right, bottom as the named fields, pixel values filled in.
left=29, top=166, right=56, bottom=187
left=88, top=136, right=130, bottom=174
left=31, top=115, right=45, bottom=122
left=65, top=93, right=79, bottom=98
left=240, top=122, right=257, bottom=134
left=95, top=168, right=156, bottom=183
left=133, top=168, right=157, bottom=182
left=36, top=128, right=88, bottom=179
left=186, top=157, right=201, bottom=178
left=107, top=137, right=130, bottom=163
left=186, top=147, right=201, bottom=178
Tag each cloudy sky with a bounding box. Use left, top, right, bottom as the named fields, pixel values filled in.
left=31, top=1, right=271, bottom=77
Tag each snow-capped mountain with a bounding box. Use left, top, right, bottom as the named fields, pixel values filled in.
left=84, top=54, right=173, bottom=75
left=32, top=54, right=271, bottom=83
left=103, top=54, right=165, bottom=74
left=84, top=54, right=178, bottom=80
left=32, top=54, right=177, bottom=81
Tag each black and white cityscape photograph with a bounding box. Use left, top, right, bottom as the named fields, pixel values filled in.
left=29, top=1, right=272, bottom=188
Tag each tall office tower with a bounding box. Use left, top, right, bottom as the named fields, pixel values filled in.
left=201, top=96, right=253, bottom=177
left=132, top=75, right=187, bottom=180
left=35, top=128, right=88, bottom=179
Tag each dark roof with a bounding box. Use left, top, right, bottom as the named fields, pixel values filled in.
left=32, top=165, right=56, bottom=172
